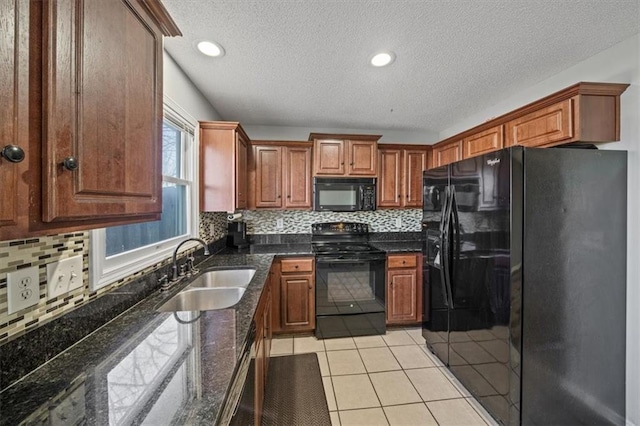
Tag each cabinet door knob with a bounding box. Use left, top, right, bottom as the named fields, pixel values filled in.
left=287, top=195, right=291, bottom=199
left=341, top=162, right=344, bottom=165
left=277, top=195, right=281, bottom=199
left=350, top=162, right=354, bottom=166
left=63, top=156, right=79, bottom=171
left=294, top=265, right=299, bottom=268
left=402, top=260, right=406, bottom=264
left=308, top=284, right=312, bottom=290
left=1, top=145, right=25, bottom=163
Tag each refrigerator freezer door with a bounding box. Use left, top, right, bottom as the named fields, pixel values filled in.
left=447, top=150, right=512, bottom=425
left=422, top=166, right=450, bottom=365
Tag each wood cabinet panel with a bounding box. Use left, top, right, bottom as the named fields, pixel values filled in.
left=42, top=0, right=163, bottom=222
left=281, top=275, right=315, bottom=329
left=432, top=141, right=463, bottom=168
left=505, top=99, right=573, bottom=147
left=200, top=122, right=249, bottom=212
left=378, top=146, right=428, bottom=209
left=347, top=140, right=377, bottom=176
left=313, top=139, right=344, bottom=175
left=254, top=146, right=282, bottom=208
left=283, top=146, right=312, bottom=208
left=387, top=269, right=418, bottom=323
left=236, top=135, right=248, bottom=209
left=275, top=257, right=315, bottom=333
left=404, top=149, right=428, bottom=207
left=0, top=0, right=28, bottom=232
left=464, top=125, right=504, bottom=158
left=386, top=253, right=422, bottom=325
left=378, top=149, right=402, bottom=207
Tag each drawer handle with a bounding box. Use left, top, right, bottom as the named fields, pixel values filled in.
left=402, top=260, right=406, bottom=264
left=294, top=265, right=299, bottom=268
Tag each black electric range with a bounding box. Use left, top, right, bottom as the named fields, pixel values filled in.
left=311, top=222, right=386, bottom=339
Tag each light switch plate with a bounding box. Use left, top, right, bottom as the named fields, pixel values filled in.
left=47, top=255, right=84, bottom=300
left=7, top=266, right=40, bottom=314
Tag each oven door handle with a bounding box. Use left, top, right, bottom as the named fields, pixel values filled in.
left=316, top=256, right=386, bottom=263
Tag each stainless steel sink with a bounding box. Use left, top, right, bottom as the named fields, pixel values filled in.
left=157, top=287, right=245, bottom=312
left=187, top=267, right=256, bottom=289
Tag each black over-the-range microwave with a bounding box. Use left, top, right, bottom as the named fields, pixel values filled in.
left=313, top=177, right=376, bottom=212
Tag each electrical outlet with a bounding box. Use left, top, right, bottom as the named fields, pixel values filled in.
left=210, top=223, right=216, bottom=237
left=276, top=218, right=284, bottom=229
left=395, top=218, right=402, bottom=228
left=47, top=255, right=83, bottom=300
left=7, top=266, right=40, bottom=314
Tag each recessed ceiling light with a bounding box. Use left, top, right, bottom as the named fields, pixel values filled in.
left=370, top=51, right=395, bottom=67
left=197, top=41, right=225, bottom=57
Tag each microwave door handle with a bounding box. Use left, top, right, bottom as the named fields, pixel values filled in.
left=359, top=187, right=365, bottom=210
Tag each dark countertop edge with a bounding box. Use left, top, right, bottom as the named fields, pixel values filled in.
left=0, top=253, right=276, bottom=426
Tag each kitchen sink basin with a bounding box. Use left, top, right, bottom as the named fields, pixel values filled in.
left=157, top=287, right=245, bottom=312
left=188, top=267, right=256, bottom=289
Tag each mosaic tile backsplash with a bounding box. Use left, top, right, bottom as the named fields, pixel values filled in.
left=239, top=209, right=423, bottom=234
left=0, top=212, right=227, bottom=344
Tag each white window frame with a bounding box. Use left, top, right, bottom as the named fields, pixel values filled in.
left=89, top=96, right=200, bottom=291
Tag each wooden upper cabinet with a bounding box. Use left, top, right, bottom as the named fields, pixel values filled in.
left=346, top=140, right=377, bottom=175
left=250, top=142, right=312, bottom=210
left=283, top=146, right=312, bottom=208
left=0, top=0, right=29, bottom=235
left=378, top=149, right=403, bottom=207
left=432, top=140, right=463, bottom=168
left=464, top=125, right=504, bottom=158
left=200, top=122, right=250, bottom=212
left=428, top=83, right=629, bottom=169
left=1, top=0, right=180, bottom=240
left=41, top=0, right=171, bottom=222
left=254, top=146, right=282, bottom=208
left=310, top=133, right=381, bottom=176
left=404, top=149, right=428, bottom=207
left=505, top=99, right=573, bottom=147
left=377, top=145, right=428, bottom=208
left=313, top=139, right=345, bottom=175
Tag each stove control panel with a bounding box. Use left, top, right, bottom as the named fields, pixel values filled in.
left=312, top=222, right=369, bottom=234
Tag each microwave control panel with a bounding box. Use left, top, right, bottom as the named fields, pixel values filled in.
left=362, top=186, right=376, bottom=210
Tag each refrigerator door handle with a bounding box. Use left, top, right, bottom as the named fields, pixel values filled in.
left=446, top=187, right=459, bottom=309
left=440, top=186, right=454, bottom=309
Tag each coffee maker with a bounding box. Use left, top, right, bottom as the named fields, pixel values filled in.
left=227, top=221, right=249, bottom=249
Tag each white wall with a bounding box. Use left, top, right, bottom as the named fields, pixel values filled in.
left=440, top=34, right=640, bottom=425
left=163, top=51, right=221, bottom=121
left=243, top=124, right=438, bottom=143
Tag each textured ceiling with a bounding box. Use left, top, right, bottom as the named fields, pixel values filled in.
left=162, top=0, right=639, bottom=135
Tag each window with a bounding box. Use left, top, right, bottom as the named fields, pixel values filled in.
left=90, top=99, right=199, bottom=291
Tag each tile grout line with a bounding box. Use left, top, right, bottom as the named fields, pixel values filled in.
left=353, top=337, right=391, bottom=425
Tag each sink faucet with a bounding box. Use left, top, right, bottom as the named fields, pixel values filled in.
left=171, top=238, right=211, bottom=282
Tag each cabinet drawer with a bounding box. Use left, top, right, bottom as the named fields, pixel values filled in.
left=280, top=258, right=314, bottom=273
left=387, top=254, right=418, bottom=269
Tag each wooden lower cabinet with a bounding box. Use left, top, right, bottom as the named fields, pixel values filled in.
left=251, top=272, right=272, bottom=425
left=386, top=253, right=422, bottom=325
left=272, top=257, right=315, bottom=334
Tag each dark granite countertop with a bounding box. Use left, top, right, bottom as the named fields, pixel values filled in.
left=370, top=241, right=423, bottom=253
left=0, top=253, right=275, bottom=426
left=1, top=233, right=423, bottom=425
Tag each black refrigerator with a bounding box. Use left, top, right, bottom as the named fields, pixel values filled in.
left=421, top=146, right=627, bottom=425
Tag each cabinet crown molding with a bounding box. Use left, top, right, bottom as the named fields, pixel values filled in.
left=434, top=81, right=629, bottom=148
left=139, top=0, right=182, bottom=36
left=308, top=132, right=382, bottom=142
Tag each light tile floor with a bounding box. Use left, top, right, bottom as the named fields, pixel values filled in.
left=271, top=327, right=499, bottom=426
